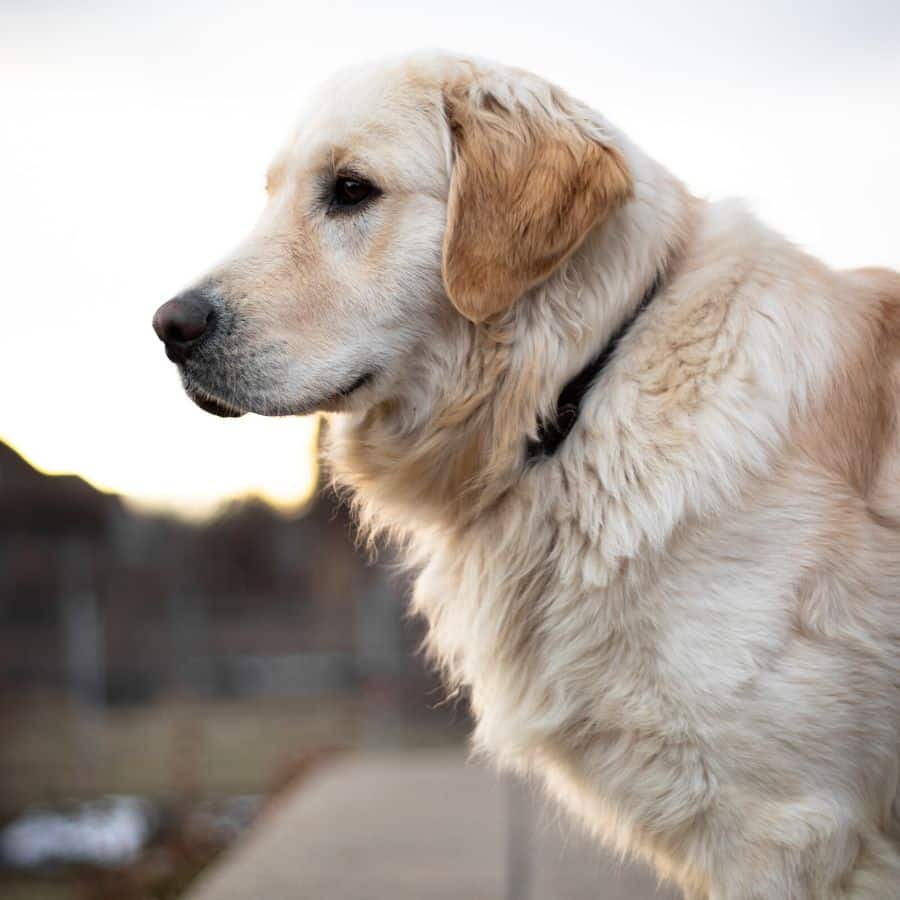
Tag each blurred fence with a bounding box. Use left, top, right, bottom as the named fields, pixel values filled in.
left=0, top=440, right=465, bottom=809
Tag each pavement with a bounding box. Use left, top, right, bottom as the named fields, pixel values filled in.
left=185, top=751, right=682, bottom=900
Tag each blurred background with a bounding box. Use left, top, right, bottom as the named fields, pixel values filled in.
left=1, top=1, right=898, bottom=898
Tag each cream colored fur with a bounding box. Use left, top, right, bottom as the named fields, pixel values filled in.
left=167, top=53, right=900, bottom=898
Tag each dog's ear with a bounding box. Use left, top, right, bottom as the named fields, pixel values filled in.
left=441, top=81, right=633, bottom=323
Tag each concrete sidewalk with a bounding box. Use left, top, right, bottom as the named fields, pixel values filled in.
left=186, top=751, right=681, bottom=900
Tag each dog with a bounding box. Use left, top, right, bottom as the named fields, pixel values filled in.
left=153, top=53, right=900, bottom=898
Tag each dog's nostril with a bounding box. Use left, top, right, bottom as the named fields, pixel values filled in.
left=152, top=291, right=216, bottom=363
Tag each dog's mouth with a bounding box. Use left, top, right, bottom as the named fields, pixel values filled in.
left=184, top=371, right=377, bottom=418
left=334, top=371, right=375, bottom=400
left=301, top=370, right=378, bottom=414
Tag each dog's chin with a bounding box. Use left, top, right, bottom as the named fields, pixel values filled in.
left=184, top=371, right=377, bottom=419
left=184, top=386, right=246, bottom=418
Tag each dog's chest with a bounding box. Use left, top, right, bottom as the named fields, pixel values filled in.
left=412, top=483, right=806, bottom=766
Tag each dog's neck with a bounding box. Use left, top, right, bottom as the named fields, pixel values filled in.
left=326, top=152, right=694, bottom=541
left=525, top=266, right=668, bottom=463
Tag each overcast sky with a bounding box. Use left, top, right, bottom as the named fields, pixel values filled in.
left=1, top=0, right=898, bottom=516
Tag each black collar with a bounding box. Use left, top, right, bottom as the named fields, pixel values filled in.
left=525, top=273, right=664, bottom=463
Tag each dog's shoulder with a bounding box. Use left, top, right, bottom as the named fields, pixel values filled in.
left=844, top=265, right=900, bottom=338
left=855, top=268, right=900, bottom=521
left=806, top=265, right=900, bottom=510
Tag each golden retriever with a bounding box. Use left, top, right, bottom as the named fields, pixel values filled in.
left=153, top=53, right=900, bottom=898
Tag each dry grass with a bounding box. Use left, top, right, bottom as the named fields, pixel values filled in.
left=0, top=694, right=364, bottom=811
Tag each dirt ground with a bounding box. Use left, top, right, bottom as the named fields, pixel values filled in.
left=187, top=751, right=682, bottom=900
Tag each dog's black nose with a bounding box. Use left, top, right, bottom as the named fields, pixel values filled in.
left=152, top=290, right=215, bottom=364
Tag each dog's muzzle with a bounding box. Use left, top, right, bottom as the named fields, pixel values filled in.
left=152, top=288, right=245, bottom=418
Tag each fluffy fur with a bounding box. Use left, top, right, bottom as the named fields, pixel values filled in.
left=159, top=53, right=900, bottom=898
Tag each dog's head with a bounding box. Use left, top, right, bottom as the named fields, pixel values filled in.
left=152, top=54, right=632, bottom=418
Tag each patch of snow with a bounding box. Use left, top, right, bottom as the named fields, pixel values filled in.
left=1, top=796, right=152, bottom=868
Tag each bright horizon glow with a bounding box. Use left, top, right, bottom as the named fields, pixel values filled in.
left=1, top=0, right=898, bottom=517
left=9, top=415, right=321, bottom=520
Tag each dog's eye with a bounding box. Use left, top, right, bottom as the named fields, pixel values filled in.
left=331, top=176, right=377, bottom=209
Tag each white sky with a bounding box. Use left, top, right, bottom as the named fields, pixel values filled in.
left=1, top=0, right=898, bottom=516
